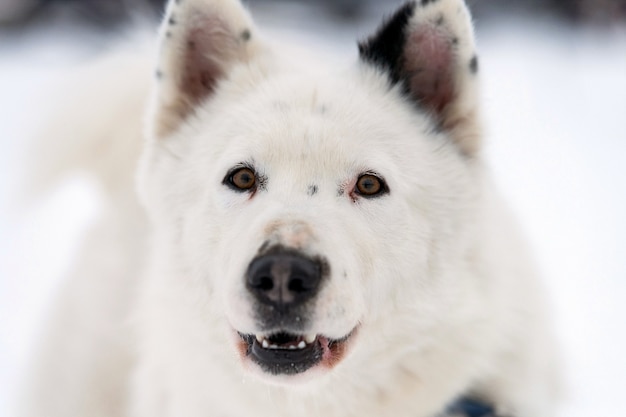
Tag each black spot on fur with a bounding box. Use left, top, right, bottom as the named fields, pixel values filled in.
left=308, top=185, right=319, bottom=196
left=315, top=105, right=328, bottom=115
left=421, top=0, right=440, bottom=5
left=241, top=29, right=251, bottom=41
left=169, top=16, right=177, bottom=25
left=358, top=1, right=416, bottom=85
left=155, top=69, right=163, bottom=79
left=165, top=31, right=172, bottom=39
left=436, top=15, right=444, bottom=25
left=452, top=37, right=459, bottom=45
left=469, top=55, right=479, bottom=74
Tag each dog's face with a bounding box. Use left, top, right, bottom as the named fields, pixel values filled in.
left=195, top=76, right=474, bottom=381
left=139, top=0, right=483, bottom=386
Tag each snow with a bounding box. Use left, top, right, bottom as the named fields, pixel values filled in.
left=1, top=10, right=625, bottom=417
left=479, top=20, right=626, bottom=415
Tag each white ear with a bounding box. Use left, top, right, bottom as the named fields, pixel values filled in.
left=149, top=0, right=262, bottom=139
left=359, top=0, right=481, bottom=155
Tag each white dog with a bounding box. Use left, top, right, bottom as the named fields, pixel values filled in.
left=21, top=1, right=560, bottom=416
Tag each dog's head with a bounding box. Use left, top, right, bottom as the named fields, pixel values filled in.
left=139, top=0, right=484, bottom=387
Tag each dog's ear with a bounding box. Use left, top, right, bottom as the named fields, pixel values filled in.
left=149, top=0, right=262, bottom=139
left=359, top=0, right=481, bottom=155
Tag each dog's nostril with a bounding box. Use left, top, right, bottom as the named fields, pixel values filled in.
left=258, top=276, right=274, bottom=291
left=288, top=278, right=305, bottom=293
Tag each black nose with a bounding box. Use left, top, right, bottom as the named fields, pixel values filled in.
left=246, top=251, right=322, bottom=310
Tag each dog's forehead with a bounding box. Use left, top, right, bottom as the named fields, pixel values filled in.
left=246, top=110, right=356, bottom=180
left=194, top=67, right=445, bottom=192
left=219, top=73, right=429, bottom=164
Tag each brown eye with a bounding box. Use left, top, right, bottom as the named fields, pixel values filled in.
left=227, top=167, right=257, bottom=191
left=355, top=174, right=388, bottom=197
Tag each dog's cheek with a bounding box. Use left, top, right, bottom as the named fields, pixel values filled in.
left=204, top=200, right=270, bottom=331
left=309, top=208, right=396, bottom=330
left=359, top=201, right=433, bottom=316
left=312, top=270, right=366, bottom=336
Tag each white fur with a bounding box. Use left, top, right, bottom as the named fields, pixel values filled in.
left=21, top=1, right=560, bottom=416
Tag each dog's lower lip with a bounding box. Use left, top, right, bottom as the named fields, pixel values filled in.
left=237, top=329, right=355, bottom=375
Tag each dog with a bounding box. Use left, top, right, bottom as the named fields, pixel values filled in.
left=21, top=1, right=560, bottom=416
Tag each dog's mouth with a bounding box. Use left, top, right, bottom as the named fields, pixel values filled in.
left=237, top=330, right=355, bottom=375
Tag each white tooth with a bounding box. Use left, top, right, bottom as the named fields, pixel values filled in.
left=270, top=344, right=278, bottom=349
left=289, top=345, right=296, bottom=350
left=297, top=341, right=306, bottom=349
left=304, top=334, right=316, bottom=344
left=256, top=334, right=263, bottom=343
left=262, top=339, right=269, bottom=348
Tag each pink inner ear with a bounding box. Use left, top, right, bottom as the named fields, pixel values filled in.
left=403, top=25, right=455, bottom=116
left=181, top=17, right=237, bottom=106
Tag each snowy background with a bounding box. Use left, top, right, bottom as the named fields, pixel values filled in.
left=1, top=1, right=625, bottom=416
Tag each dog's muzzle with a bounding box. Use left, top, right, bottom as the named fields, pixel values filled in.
left=236, top=247, right=355, bottom=375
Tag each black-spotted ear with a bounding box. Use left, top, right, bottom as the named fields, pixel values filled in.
left=149, top=0, right=262, bottom=139
left=359, top=0, right=481, bottom=155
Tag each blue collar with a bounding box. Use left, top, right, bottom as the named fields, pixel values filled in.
left=444, top=397, right=498, bottom=417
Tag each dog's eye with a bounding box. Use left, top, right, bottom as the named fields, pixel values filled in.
left=226, top=167, right=257, bottom=191
left=355, top=174, right=388, bottom=198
